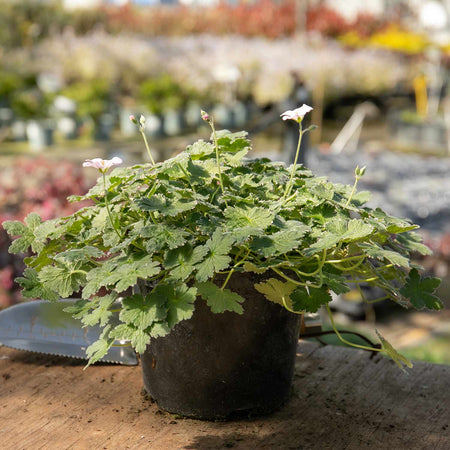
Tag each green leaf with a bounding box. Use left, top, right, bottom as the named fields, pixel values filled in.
left=152, top=283, right=197, bottom=328
left=215, top=130, right=250, bottom=154
left=85, top=326, right=114, bottom=366
left=81, top=294, right=117, bottom=327
left=141, top=224, right=188, bottom=253
left=187, top=159, right=210, bottom=182
left=82, top=259, right=119, bottom=299
left=15, top=268, right=59, bottom=301
left=358, top=243, right=410, bottom=268
left=304, top=232, right=341, bottom=256
left=321, top=271, right=351, bottom=295
left=376, top=330, right=413, bottom=371
left=251, top=226, right=309, bottom=257
left=187, top=140, right=215, bottom=158
left=396, top=232, right=432, bottom=256
left=34, top=219, right=59, bottom=241
left=120, top=293, right=167, bottom=329
left=88, top=207, right=109, bottom=237
left=224, top=206, right=274, bottom=230
left=399, top=268, right=442, bottom=310
left=366, top=208, right=417, bottom=233
left=230, top=226, right=263, bottom=243
left=223, top=148, right=249, bottom=166
left=306, top=219, right=373, bottom=256
left=291, top=286, right=332, bottom=313
left=138, top=194, right=197, bottom=217
left=312, top=183, right=334, bottom=201
left=54, top=247, right=104, bottom=264
left=195, top=229, right=235, bottom=282
left=102, top=227, right=122, bottom=248
left=24, top=212, right=41, bottom=229
left=150, top=322, right=170, bottom=338
left=243, top=262, right=267, bottom=274
left=2, top=220, right=27, bottom=237
left=39, top=264, right=86, bottom=298
left=196, top=281, right=244, bottom=314
left=254, top=278, right=296, bottom=308
left=104, top=255, right=160, bottom=293
left=329, top=219, right=374, bottom=241
left=109, top=324, right=150, bottom=354
left=4, top=213, right=44, bottom=254
left=165, top=244, right=208, bottom=281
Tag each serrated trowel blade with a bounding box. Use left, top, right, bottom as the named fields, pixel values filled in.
left=0, top=299, right=138, bottom=365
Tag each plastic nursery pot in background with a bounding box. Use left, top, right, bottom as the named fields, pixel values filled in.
left=139, top=273, right=301, bottom=420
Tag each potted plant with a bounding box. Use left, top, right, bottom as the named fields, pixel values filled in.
left=138, top=74, right=193, bottom=137
left=3, top=106, right=442, bottom=420
left=61, top=80, right=113, bottom=141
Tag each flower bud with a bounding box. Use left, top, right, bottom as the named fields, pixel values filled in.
left=129, top=115, right=137, bottom=124
left=201, top=110, right=210, bottom=122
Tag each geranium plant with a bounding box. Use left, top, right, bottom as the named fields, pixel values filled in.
left=3, top=106, right=442, bottom=369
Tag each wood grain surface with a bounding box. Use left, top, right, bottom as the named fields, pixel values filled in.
left=1, top=341, right=449, bottom=449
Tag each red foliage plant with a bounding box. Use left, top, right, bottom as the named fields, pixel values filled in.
left=100, top=2, right=383, bottom=39
left=0, top=157, right=91, bottom=307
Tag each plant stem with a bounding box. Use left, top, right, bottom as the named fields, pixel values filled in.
left=102, top=172, right=122, bottom=240
left=210, top=120, right=226, bottom=202
left=272, top=267, right=323, bottom=289
left=345, top=179, right=358, bottom=207
left=282, top=296, right=303, bottom=315
left=221, top=252, right=249, bottom=290
left=70, top=270, right=88, bottom=275
left=325, top=304, right=382, bottom=353
left=329, top=257, right=365, bottom=272
left=178, top=163, right=196, bottom=193
left=292, top=250, right=327, bottom=277
left=140, top=129, right=155, bottom=165
left=283, top=122, right=303, bottom=200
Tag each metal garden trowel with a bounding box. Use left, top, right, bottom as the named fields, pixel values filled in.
left=0, top=299, right=138, bottom=365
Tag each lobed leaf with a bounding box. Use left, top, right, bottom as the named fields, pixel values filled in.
left=254, top=278, right=296, bottom=308
left=195, top=229, right=235, bottom=282
left=15, top=268, right=59, bottom=301
left=151, top=283, right=197, bottom=328
left=399, top=268, right=442, bottom=310
left=120, top=293, right=167, bottom=329
left=291, top=286, right=332, bottom=313
left=196, top=281, right=244, bottom=314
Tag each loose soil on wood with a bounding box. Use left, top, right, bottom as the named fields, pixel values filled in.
left=1, top=341, right=449, bottom=449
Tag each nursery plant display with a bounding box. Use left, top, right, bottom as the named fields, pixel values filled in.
left=3, top=106, right=442, bottom=419
left=0, top=158, right=90, bottom=308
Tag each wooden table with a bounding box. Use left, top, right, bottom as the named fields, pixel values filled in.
left=1, top=341, right=449, bottom=449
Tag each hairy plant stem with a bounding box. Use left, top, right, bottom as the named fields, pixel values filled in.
left=178, top=163, right=196, bottom=193
left=140, top=129, right=155, bottom=165
left=283, top=122, right=303, bottom=200
left=345, top=170, right=363, bottom=207
left=102, top=172, right=122, bottom=239
left=210, top=120, right=227, bottom=205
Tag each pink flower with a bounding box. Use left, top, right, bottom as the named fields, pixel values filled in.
left=82, top=157, right=123, bottom=173
left=200, top=110, right=211, bottom=122
left=280, top=104, right=313, bottom=123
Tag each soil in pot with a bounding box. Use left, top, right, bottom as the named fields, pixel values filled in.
left=140, top=273, right=301, bottom=420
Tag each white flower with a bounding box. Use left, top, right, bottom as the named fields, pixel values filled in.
left=82, top=157, right=123, bottom=173
left=280, top=104, right=313, bottom=123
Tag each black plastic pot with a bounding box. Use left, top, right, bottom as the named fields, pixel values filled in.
left=140, top=274, right=301, bottom=420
